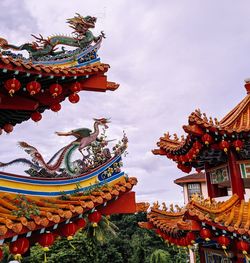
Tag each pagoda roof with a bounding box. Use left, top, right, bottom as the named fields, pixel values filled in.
left=0, top=55, right=119, bottom=131
left=0, top=176, right=137, bottom=242
left=142, top=194, right=250, bottom=241
left=152, top=83, right=250, bottom=172
left=174, top=172, right=205, bottom=186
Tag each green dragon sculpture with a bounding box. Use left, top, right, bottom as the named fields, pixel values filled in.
left=0, top=14, right=104, bottom=60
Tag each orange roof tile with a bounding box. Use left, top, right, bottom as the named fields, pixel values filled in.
left=0, top=177, right=137, bottom=240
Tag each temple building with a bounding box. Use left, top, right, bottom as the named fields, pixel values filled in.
left=0, top=14, right=137, bottom=260
left=141, top=82, right=250, bottom=262
left=174, top=172, right=207, bottom=203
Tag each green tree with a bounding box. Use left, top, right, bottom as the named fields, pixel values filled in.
left=150, top=249, right=171, bottom=263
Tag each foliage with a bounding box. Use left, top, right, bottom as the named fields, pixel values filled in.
left=149, top=249, right=171, bottom=263
left=14, top=213, right=198, bottom=263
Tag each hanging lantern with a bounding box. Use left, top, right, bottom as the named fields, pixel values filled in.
left=4, top=78, right=21, bottom=96
left=31, top=112, right=42, bottom=122
left=217, top=235, right=230, bottom=256
left=61, top=222, right=77, bottom=240
left=200, top=228, right=212, bottom=241
left=201, top=133, right=213, bottom=145
left=37, top=233, right=55, bottom=263
left=219, top=140, right=230, bottom=153
left=49, top=83, right=62, bottom=98
left=88, top=211, right=102, bottom=227
left=75, top=218, right=87, bottom=230
left=68, top=93, right=80, bottom=104
left=186, top=232, right=196, bottom=245
left=193, top=141, right=202, bottom=151
left=3, top=123, right=13, bottom=133
left=26, top=81, right=41, bottom=95
left=237, top=240, right=250, bottom=258
left=233, top=139, right=244, bottom=152
left=51, top=103, right=61, bottom=112
left=37, top=232, right=55, bottom=248
left=70, top=82, right=81, bottom=93
left=9, top=237, right=29, bottom=261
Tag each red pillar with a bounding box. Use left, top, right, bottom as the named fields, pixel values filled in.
left=205, top=169, right=219, bottom=198
left=228, top=150, right=245, bottom=200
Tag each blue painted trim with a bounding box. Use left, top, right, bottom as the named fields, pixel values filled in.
left=0, top=155, right=121, bottom=185
left=76, top=58, right=100, bottom=67
left=0, top=172, right=124, bottom=196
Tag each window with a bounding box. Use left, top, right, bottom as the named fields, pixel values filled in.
left=187, top=183, right=201, bottom=201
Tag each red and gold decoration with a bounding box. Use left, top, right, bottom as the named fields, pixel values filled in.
left=26, top=81, right=41, bottom=96
left=49, top=83, right=63, bottom=98
left=4, top=77, right=21, bottom=96
left=217, top=235, right=230, bottom=256
left=68, top=93, right=80, bottom=104
left=237, top=240, right=250, bottom=260
left=31, top=111, right=42, bottom=122
left=70, top=82, right=82, bottom=93
left=50, top=103, right=61, bottom=112
left=37, top=233, right=55, bottom=263
left=3, top=123, right=13, bottom=133
left=88, top=211, right=102, bottom=227
left=9, top=237, right=30, bottom=261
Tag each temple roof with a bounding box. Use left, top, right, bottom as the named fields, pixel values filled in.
left=152, top=83, right=250, bottom=172
left=0, top=177, right=137, bottom=241
left=0, top=55, right=119, bottom=131
left=174, top=172, right=205, bottom=186
left=142, top=194, right=250, bottom=240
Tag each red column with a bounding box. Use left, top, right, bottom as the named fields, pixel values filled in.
left=228, top=150, right=245, bottom=200
left=205, top=169, right=218, bottom=198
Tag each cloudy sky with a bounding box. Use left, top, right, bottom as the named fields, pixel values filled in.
left=0, top=0, right=250, bottom=205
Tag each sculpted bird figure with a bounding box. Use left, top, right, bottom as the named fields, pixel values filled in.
left=55, top=118, right=110, bottom=157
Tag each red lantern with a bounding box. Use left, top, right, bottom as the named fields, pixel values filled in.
left=88, top=211, right=102, bottom=227
left=68, top=93, right=80, bottom=104
left=237, top=240, right=250, bottom=255
left=26, top=81, right=41, bottom=95
left=186, top=232, right=196, bottom=244
left=70, top=82, right=81, bottom=93
left=193, top=141, right=202, bottom=151
left=233, top=139, right=244, bottom=152
left=5, top=78, right=21, bottom=96
left=200, top=228, right=212, bottom=241
left=217, top=235, right=230, bottom=250
left=61, top=222, right=77, bottom=240
left=9, top=237, right=29, bottom=260
left=49, top=83, right=62, bottom=98
left=51, top=103, right=61, bottom=112
left=31, top=112, right=42, bottom=122
left=37, top=233, right=55, bottom=249
left=3, top=123, right=13, bottom=133
left=201, top=133, right=213, bottom=145
left=75, top=218, right=87, bottom=230
left=219, top=140, right=230, bottom=153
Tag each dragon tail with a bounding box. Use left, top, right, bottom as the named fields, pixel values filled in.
left=0, top=37, right=21, bottom=50
left=0, top=158, right=40, bottom=170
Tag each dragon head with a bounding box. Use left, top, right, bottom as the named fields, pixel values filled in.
left=67, top=14, right=97, bottom=36
left=93, top=118, right=110, bottom=129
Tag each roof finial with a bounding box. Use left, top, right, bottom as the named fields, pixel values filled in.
left=244, top=82, right=250, bottom=94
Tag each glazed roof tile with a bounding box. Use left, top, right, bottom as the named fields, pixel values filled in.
left=0, top=177, right=137, bottom=240
left=144, top=194, right=250, bottom=237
